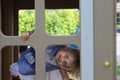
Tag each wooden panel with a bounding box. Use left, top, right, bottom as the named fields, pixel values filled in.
left=94, top=0, right=115, bottom=80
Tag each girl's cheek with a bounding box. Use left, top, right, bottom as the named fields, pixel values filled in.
left=58, top=62, right=64, bottom=66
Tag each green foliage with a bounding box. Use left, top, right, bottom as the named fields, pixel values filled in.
left=117, top=65, right=120, bottom=75
left=19, top=9, right=79, bottom=35
left=45, top=9, right=79, bottom=35
left=19, top=10, right=35, bottom=35
left=117, top=25, right=120, bottom=29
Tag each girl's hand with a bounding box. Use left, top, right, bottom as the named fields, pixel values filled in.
left=60, top=69, right=69, bottom=80
left=20, top=32, right=31, bottom=41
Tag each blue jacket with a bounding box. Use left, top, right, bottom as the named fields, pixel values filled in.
left=18, top=46, right=60, bottom=75
left=46, top=45, right=60, bottom=72
left=18, top=47, right=35, bottom=75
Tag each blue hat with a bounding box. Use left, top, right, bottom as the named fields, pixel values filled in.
left=69, top=44, right=78, bottom=49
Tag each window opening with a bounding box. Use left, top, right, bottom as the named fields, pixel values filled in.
left=19, top=10, right=35, bottom=36
left=19, top=9, right=80, bottom=36
left=45, top=44, right=80, bottom=80
left=1, top=45, right=36, bottom=80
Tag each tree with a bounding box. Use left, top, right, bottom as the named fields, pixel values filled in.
left=19, top=10, right=35, bottom=35
left=45, top=9, right=79, bottom=35
left=19, top=9, right=79, bottom=35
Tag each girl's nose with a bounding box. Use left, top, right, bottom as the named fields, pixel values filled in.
left=61, top=58, right=66, bottom=64
left=61, top=58, right=65, bottom=62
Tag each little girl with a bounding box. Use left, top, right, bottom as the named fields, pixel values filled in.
left=12, top=32, right=80, bottom=80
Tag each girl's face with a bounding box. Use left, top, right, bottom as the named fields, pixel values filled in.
left=55, top=51, right=75, bottom=68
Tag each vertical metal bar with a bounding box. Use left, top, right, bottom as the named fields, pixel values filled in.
left=80, top=0, right=94, bottom=80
